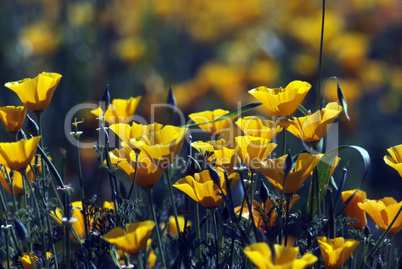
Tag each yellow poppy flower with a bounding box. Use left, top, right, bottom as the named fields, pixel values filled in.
left=256, top=153, right=320, bottom=195
left=166, top=215, right=191, bottom=235
left=244, top=242, right=317, bottom=269
left=109, top=122, right=163, bottom=148
left=101, top=220, right=155, bottom=256
left=0, top=106, right=27, bottom=133
left=317, top=236, right=359, bottom=269
left=189, top=109, right=236, bottom=136
left=91, top=96, right=142, bottom=124
left=52, top=201, right=115, bottom=240
left=384, top=144, right=402, bottom=178
left=109, top=147, right=163, bottom=188
left=192, top=139, right=240, bottom=175
left=0, top=136, right=41, bottom=171
left=358, top=197, right=402, bottom=235
left=235, top=195, right=299, bottom=232
left=341, top=189, right=367, bottom=229
left=108, top=148, right=135, bottom=179
left=248, top=80, right=311, bottom=117
left=5, top=72, right=62, bottom=112
left=0, top=156, right=45, bottom=195
left=281, top=102, right=342, bottom=144
left=128, top=125, right=188, bottom=167
left=173, top=168, right=237, bottom=208
left=19, top=252, right=53, bottom=269
left=235, top=135, right=277, bottom=169
left=235, top=116, right=283, bottom=140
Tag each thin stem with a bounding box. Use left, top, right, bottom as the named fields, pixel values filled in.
left=164, top=170, right=182, bottom=237
left=277, top=172, right=289, bottom=244
left=282, top=129, right=287, bottom=156
left=316, top=0, right=326, bottom=110
left=4, top=228, right=10, bottom=269
left=239, top=174, right=260, bottom=243
left=21, top=170, right=49, bottom=269
left=127, top=150, right=139, bottom=200
left=211, top=209, right=219, bottom=263
left=284, top=196, right=291, bottom=246
left=145, top=188, right=167, bottom=269
left=387, top=236, right=392, bottom=269
left=194, top=202, right=202, bottom=259
left=136, top=254, right=144, bottom=269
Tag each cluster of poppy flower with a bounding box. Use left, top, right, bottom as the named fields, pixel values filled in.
left=0, top=71, right=402, bottom=268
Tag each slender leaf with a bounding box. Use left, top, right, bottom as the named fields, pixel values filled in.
left=337, top=82, right=350, bottom=121
left=307, top=145, right=370, bottom=216
left=183, top=101, right=262, bottom=127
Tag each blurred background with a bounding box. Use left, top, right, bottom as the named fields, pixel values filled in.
left=0, top=0, right=401, bottom=200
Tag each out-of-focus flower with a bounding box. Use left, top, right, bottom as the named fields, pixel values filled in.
left=19, top=252, right=53, bottom=269
left=281, top=102, right=342, bottom=144
left=101, top=221, right=155, bottom=256
left=91, top=97, right=142, bottom=124
left=0, top=136, right=41, bottom=172
left=317, top=236, right=359, bottom=269
left=192, top=139, right=240, bottom=175
left=0, top=106, right=27, bottom=133
left=244, top=242, right=317, bottom=269
left=235, top=135, right=277, bottom=169
left=68, top=2, right=94, bottom=27
left=341, top=189, right=367, bottom=229
left=384, top=144, right=402, bottom=178
left=173, top=168, right=237, bottom=208
left=235, top=195, right=299, bottom=232
left=114, top=37, right=146, bottom=63
left=194, top=63, right=246, bottom=106
left=248, top=81, right=311, bottom=117
left=256, top=153, right=319, bottom=195
left=358, top=197, right=402, bottom=235
left=19, top=21, right=60, bottom=56
left=189, top=109, right=236, bottom=137
left=128, top=125, right=188, bottom=167
left=5, top=72, right=62, bottom=112
left=109, top=122, right=163, bottom=147
left=165, top=216, right=191, bottom=235
left=147, top=239, right=156, bottom=268
left=235, top=116, right=283, bottom=140
left=108, top=147, right=163, bottom=189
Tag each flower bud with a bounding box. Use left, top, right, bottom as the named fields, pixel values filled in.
left=207, top=165, right=221, bottom=186
left=26, top=114, right=40, bottom=137
left=100, top=85, right=110, bottom=110
left=259, top=180, right=269, bottom=205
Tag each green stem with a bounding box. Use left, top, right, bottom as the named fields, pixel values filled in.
left=4, top=228, right=10, bottom=269
left=282, top=129, right=287, bottom=156
left=212, top=209, right=219, bottom=263
left=316, top=0, right=326, bottom=110
left=278, top=173, right=289, bottom=244
left=136, top=254, right=144, bottom=269
left=164, top=170, right=182, bottom=237
left=194, top=202, right=202, bottom=259
left=387, top=236, right=392, bottom=269
left=21, top=170, right=49, bottom=269
left=145, top=188, right=167, bottom=269
left=127, top=150, right=139, bottom=200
